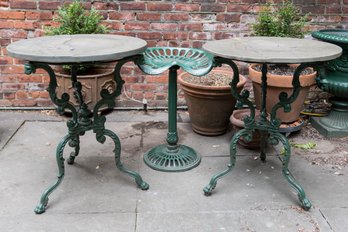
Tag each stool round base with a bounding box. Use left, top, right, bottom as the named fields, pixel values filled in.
left=144, top=144, right=201, bottom=172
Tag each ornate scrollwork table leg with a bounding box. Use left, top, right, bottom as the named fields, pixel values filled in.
left=34, top=135, right=72, bottom=214
left=67, top=135, right=80, bottom=165
left=102, top=129, right=149, bottom=190
left=203, top=57, right=255, bottom=195
left=26, top=58, right=149, bottom=214
left=269, top=132, right=312, bottom=210
left=203, top=128, right=249, bottom=195
left=203, top=58, right=311, bottom=210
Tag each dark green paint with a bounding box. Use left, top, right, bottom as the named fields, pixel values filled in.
left=138, top=47, right=214, bottom=172
left=312, top=29, right=348, bottom=137
left=203, top=57, right=312, bottom=210
left=25, top=57, right=149, bottom=214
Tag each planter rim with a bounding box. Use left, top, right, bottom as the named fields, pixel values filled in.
left=230, top=109, right=262, bottom=128
left=248, top=64, right=316, bottom=88
left=178, top=69, right=247, bottom=90
left=56, top=68, right=114, bottom=79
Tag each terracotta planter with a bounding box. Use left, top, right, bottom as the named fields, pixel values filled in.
left=249, top=64, right=316, bottom=123
left=230, top=109, right=261, bottom=149
left=56, top=68, right=115, bottom=109
left=178, top=69, right=247, bottom=136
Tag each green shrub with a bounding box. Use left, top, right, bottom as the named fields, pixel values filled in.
left=45, top=1, right=109, bottom=74
left=45, top=0, right=109, bottom=36
left=252, top=1, right=307, bottom=38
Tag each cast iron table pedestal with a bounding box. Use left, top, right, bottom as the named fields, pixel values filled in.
left=7, top=34, right=150, bottom=214
left=202, top=37, right=342, bottom=210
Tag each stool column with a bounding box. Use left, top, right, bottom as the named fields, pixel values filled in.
left=166, top=66, right=179, bottom=148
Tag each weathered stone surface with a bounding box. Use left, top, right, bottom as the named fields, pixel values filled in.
left=7, top=34, right=147, bottom=63
left=203, top=37, right=342, bottom=63
left=0, top=111, right=347, bottom=231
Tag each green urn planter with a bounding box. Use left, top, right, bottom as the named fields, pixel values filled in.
left=311, top=29, right=348, bottom=137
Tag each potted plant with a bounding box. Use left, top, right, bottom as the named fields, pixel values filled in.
left=230, top=109, right=262, bottom=149
left=250, top=1, right=316, bottom=123
left=45, top=0, right=111, bottom=108
left=178, top=68, right=247, bottom=136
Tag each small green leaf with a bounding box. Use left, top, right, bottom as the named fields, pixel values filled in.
left=291, top=142, right=317, bottom=150
left=279, top=141, right=316, bottom=156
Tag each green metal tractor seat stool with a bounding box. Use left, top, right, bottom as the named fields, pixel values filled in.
left=138, top=47, right=214, bottom=172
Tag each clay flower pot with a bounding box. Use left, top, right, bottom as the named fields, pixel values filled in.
left=178, top=69, right=247, bottom=136
left=56, top=67, right=114, bottom=109
left=230, top=109, right=261, bottom=149
left=249, top=64, right=316, bottom=123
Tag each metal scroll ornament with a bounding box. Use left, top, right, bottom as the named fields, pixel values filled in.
left=25, top=57, right=149, bottom=214
left=203, top=58, right=312, bottom=210
left=325, top=52, right=348, bottom=73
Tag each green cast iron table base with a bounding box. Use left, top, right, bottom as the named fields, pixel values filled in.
left=203, top=57, right=312, bottom=210
left=25, top=57, right=149, bottom=214
left=139, top=47, right=213, bottom=172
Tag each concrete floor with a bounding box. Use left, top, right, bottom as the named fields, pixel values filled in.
left=0, top=110, right=347, bottom=232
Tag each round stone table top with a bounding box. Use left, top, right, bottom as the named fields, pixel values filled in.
left=7, top=34, right=147, bottom=63
left=203, top=37, right=342, bottom=63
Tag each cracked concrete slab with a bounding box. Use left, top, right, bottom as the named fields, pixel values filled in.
left=141, top=122, right=275, bottom=159
left=319, top=208, right=348, bottom=232
left=0, top=111, right=347, bottom=231
left=0, top=213, right=136, bottom=232
left=0, top=121, right=144, bottom=217
left=136, top=209, right=331, bottom=232
left=137, top=153, right=346, bottom=213
left=0, top=110, right=63, bottom=150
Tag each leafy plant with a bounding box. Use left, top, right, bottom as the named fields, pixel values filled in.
left=279, top=141, right=316, bottom=155
left=45, top=1, right=109, bottom=74
left=45, top=0, right=109, bottom=36
left=252, top=1, right=308, bottom=38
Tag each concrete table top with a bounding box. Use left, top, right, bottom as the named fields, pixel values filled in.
left=203, top=37, right=342, bottom=63
left=7, top=34, right=147, bottom=63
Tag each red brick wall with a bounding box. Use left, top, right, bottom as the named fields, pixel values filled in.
left=0, top=0, right=347, bottom=108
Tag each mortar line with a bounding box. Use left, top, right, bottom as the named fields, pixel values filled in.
left=139, top=123, right=145, bottom=148
left=177, top=112, right=183, bottom=123
left=319, top=208, right=334, bottom=231
left=134, top=123, right=145, bottom=232
left=0, top=120, right=26, bottom=152
left=25, top=119, right=63, bottom=122
left=134, top=201, right=139, bottom=232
